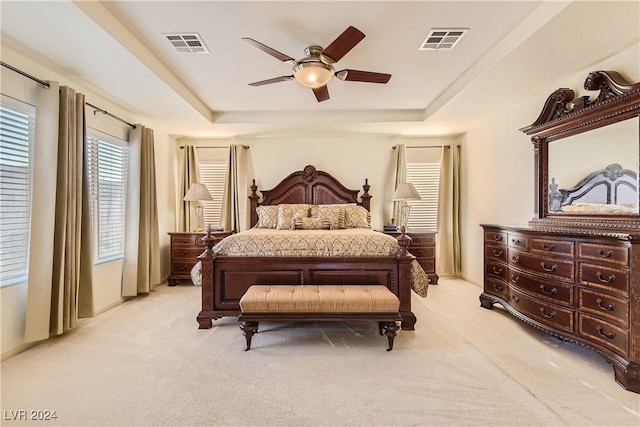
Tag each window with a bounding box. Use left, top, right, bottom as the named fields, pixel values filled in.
left=86, top=130, right=129, bottom=263
left=0, top=95, right=35, bottom=288
left=199, top=160, right=226, bottom=228
left=406, top=148, right=442, bottom=230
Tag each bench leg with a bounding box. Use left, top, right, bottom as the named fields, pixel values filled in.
left=382, top=321, right=400, bottom=351
left=240, top=321, right=258, bottom=351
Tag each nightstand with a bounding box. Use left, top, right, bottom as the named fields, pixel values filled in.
left=380, top=229, right=438, bottom=284
left=167, top=231, right=232, bottom=286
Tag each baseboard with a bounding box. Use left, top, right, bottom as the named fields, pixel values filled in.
left=1, top=341, right=40, bottom=362
left=94, top=298, right=125, bottom=316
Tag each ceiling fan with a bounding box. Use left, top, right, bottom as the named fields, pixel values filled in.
left=243, top=26, right=391, bottom=102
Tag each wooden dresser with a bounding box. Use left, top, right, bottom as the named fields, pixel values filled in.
left=481, top=224, right=639, bottom=392
left=168, top=231, right=231, bottom=285
left=382, top=229, right=438, bottom=284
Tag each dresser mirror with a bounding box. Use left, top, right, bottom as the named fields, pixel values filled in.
left=520, top=70, right=640, bottom=230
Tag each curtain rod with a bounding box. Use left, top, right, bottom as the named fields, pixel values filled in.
left=86, top=102, right=136, bottom=129
left=180, top=145, right=249, bottom=149
left=1, top=61, right=50, bottom=88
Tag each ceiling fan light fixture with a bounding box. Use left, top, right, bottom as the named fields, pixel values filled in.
left=293, top=61, right=334, bottom=89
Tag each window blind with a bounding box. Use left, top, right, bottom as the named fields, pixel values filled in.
left=199, top=161, right=226, bottom=228
left=86, top=132, right=129, bottom=262
left=0, top=96, right=35, bottom=287
left=406, top=162, right=441, bottom=230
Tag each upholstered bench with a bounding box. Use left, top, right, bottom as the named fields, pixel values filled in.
left=238, top=285, right=402, bottom=351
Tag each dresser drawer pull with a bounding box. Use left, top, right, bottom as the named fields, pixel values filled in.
left=539, top=285, right=557, bottom=295
left=492, top=266, right=503, bottom=275
left=511, top=238, right=520, bottom=245
left=493, top=235, right=503, bottom=242
left=178, top=250, right=188, bottom=256
left=492, top=249, right=503, bottom=257
left=541, top=243, right=555, bottom=251
left=596, top=298, right=616, bottom=311
left=511, top=295, right=520, bottom=303
left=510, top=275, right=519, bottom=284
left=540, top=262, right=557, bottom=272
left=177, top=239, right=190, bottom=244
left=596, top=272, right=616, bottom=284
left=492, top=283, right=503, bottom=292
left=596, top=325, right=616, bottom=339
left=539, top=307, right=557, bottom=319
left=597, top=249, right=613, bottom=258
left=511, top=256, right=520, bottom=263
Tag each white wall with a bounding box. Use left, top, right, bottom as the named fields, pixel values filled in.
left=459, top=43, right=640, bottom=287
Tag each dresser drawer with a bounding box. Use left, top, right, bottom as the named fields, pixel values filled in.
left=508, top=233, right=529, bottom=250
left=485, top=244, right=507, bottom=263
left=486, top=260, right=507, bottom=281
left=172, top=235, right=202, bottom=246
left=410, top=246, right=435, bottom=259
left=509, top=288, right=574, bottom=333
left=171, top=247, right=205, bottom=260
left=408, top=234, right=435, bottom=246
left=486, top=277, right=509, bottom=299
left=485, top=230, right=507, bottom=245
left=578, top=288, right=629, bottom=328
left=508, top=249, right=575, bottom=282
left=416, top=259, right=435, bottom=274
left=171, top=261, right=195, bottom=275
left=578, top=243, right=629, bottom=267
left=579, top=263, right=629, bottom=297
left=578, top=313, right=628, bottom=357
left=530, top=238, right=575, bottom=258
left=508, top=269, right=573, bottom=307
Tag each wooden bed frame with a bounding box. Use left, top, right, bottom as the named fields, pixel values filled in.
left=197, top=165, right=417, bottom=330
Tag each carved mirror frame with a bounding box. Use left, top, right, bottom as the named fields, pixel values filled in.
left=521, top=70, right=640, bottom=231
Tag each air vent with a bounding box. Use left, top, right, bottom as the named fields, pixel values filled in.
left=419, top=29, right=468, bottom=51
left=165, top=33, right=209, bottom=53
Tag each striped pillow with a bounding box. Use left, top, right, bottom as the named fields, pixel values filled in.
left=293, top=215, right=332, bottom=230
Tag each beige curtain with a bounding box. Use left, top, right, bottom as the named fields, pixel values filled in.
left=177, top=145, right=200, bottom=232
left=384, top=144, right=407, bottom=226
left=437, top=145, right=462, bottom=276
left=122, top=126, right=160, bottom=297
left=25, top=81, right=60, bottom=342
left=221, top=145, right=247, bottom=233
left=27, top=86, right=95, bottom=338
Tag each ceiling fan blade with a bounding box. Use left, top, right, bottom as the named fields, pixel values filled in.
left=242, top=38, right=295, bottom=62
left=248, top=76, right=294, bottom=86
left=335, top=69, right=391, bottom=84
left=322, top=26, right=365, bottom=63
left=312, top=85, right=330, bottom=102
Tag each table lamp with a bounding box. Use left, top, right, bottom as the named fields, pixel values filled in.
left=392, top=182, right=421, bottom=228
left=183, top=182, right=213, bottom=232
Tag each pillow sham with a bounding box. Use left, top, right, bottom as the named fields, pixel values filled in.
left=276, top=204, right=311, bottom=230
left=256, top=205, right=279, bottom=229
left=293, top=215, right=332, bottom=230
left=344, top=205, right=371, bottom=228
left=316, top=205, right=346, bottom=229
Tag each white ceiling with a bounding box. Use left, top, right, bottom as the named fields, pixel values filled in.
left=1, top=1, right=638, bottom=139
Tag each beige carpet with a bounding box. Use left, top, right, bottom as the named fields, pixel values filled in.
left=2, top=278, right=639, bottom=427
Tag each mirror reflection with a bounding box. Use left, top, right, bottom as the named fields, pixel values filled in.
left=548, top=117, right=639, bottom=215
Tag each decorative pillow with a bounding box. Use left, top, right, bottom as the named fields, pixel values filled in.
left=276, top=204, right=311, bottom=230
left=316, top=205, right=346, bottom=229
left=256, top=205, right=279, bottom=229
left=293, top=216, right=332, bottom=230
left=344, top=205, right=371, bottom=228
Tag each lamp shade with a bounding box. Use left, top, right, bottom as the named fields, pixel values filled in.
left=392, top=182, right=421, bottom=201
left=183, top=183, right=213, bottom=202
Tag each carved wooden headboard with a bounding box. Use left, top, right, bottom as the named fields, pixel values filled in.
left=550, top=163, right=637, bottom=212
left=248, top=165, right=371, bottom=227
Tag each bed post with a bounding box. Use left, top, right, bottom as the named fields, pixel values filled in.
left=197, top=226, right=216, bottom=329
left=396, top=226, right=417, bottom=330
left=249, top=179, right=260, bottom=228
left=361, top=178, right=371, bottom=211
